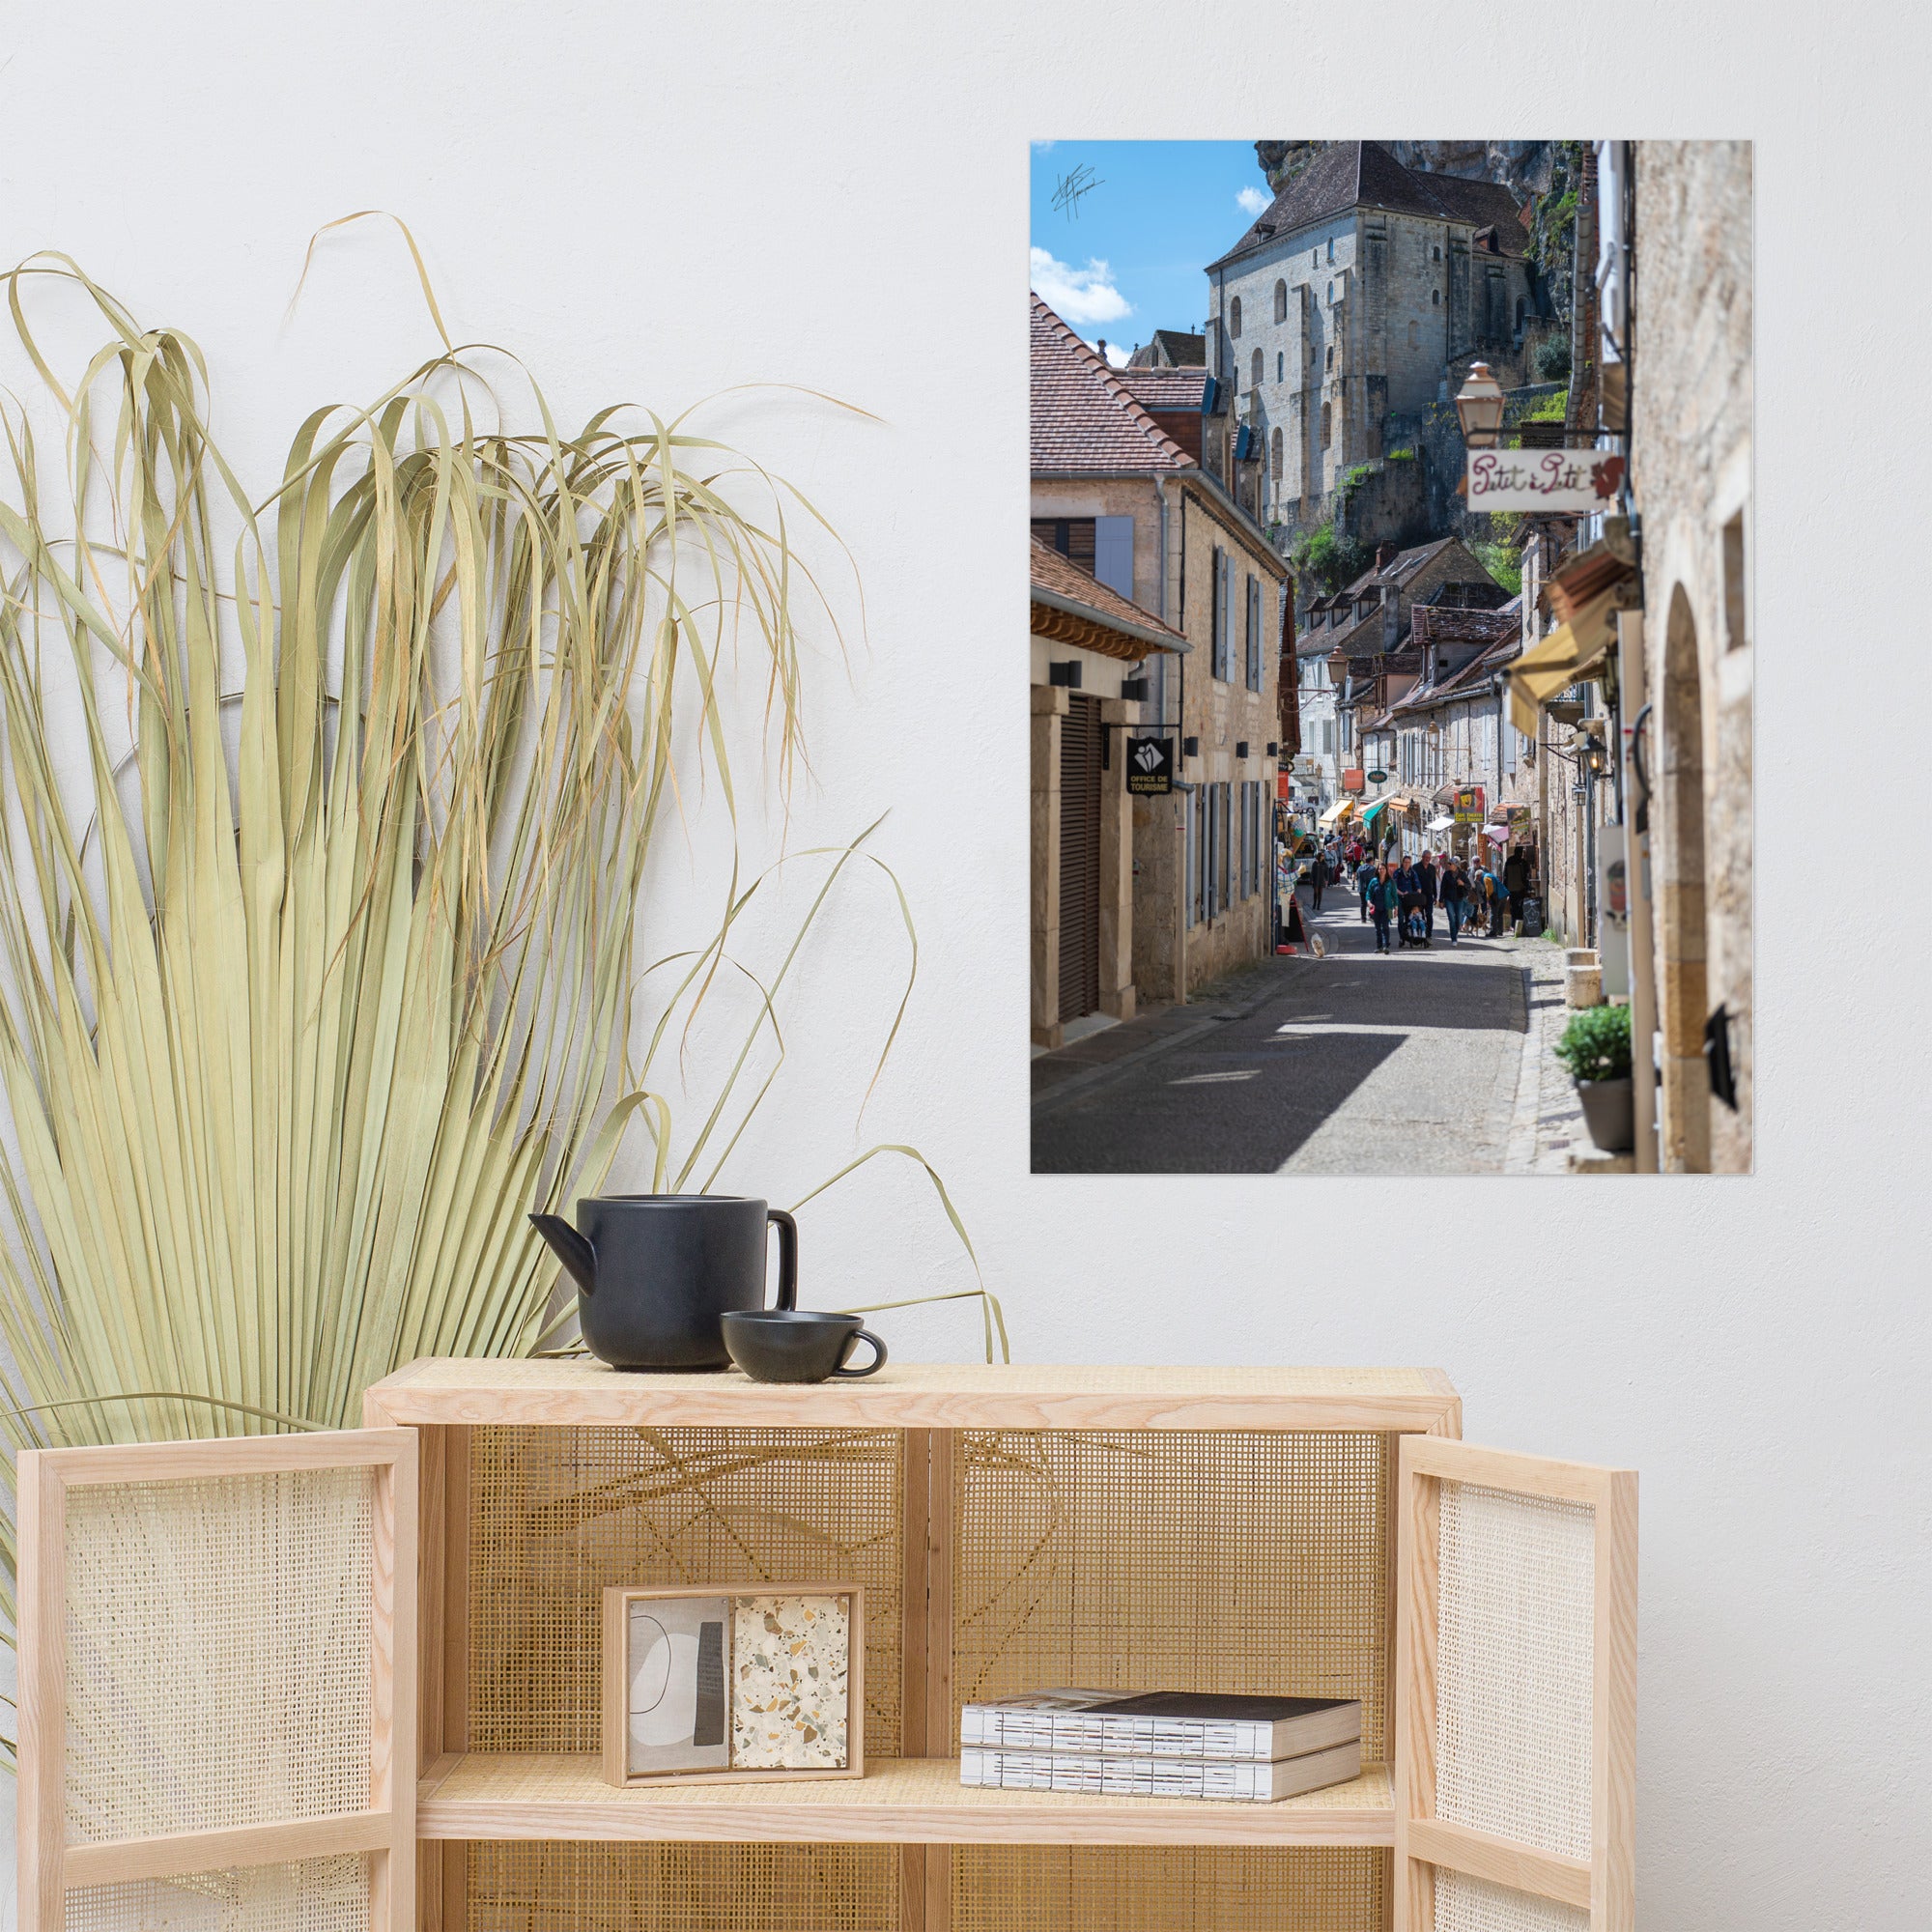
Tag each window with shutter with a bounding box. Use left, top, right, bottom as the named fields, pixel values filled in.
left=1209, top=547, right=1226, bottom=682
left=1029, top=517, right=1096, bottom=573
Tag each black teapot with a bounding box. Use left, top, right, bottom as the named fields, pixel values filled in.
left=529, top=1194, right=798, bottom=1371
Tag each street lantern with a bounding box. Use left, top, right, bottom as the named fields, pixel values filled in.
left=1454, top=362, right=1507, bottom=448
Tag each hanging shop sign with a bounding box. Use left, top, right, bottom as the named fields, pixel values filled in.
left=1454, top=785, right=1485, bottom=825
left=1466, top=448, right=1627, bottom=515
left=1124, top=735, right=1175, bottom=796
left=1367, top=768, right=1388, bottom=784
left=1341, top=768, right=1366, bottom=793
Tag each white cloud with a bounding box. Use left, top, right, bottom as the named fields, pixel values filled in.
left=1084, top=337, right=1131, bottom=369
left=1030, top=246, right=1132, bottom=327
left=1236, top=185, right=1270, bottom=216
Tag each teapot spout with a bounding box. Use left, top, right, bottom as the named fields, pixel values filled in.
left=529, top=1213, right=598, bottom=1296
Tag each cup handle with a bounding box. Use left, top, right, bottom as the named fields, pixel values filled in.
left=767, top=1208, right=798, bottom=1311
left=831, top=1328, right=887, bottom=1378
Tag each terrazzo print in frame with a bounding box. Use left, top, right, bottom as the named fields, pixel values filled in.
left=602, top=1584, right=865, bottom=1786
left=731, top=1593, right=853, bottom=1770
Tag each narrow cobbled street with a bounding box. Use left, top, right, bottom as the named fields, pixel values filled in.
left=1033, top=888, right=1581, bottom=1175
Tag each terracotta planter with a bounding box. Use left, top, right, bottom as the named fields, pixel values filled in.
left=1576, top=1075, right=1634, bottom=1153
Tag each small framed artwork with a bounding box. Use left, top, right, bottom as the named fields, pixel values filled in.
left=601, top=1583, right=865, bottom=1787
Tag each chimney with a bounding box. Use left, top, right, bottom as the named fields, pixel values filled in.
left=1383, top=582, right=1402, bottom=653
left=1096, top=338, right=1108, bottom=365
left=1376, top=542, right=1397, bottom=571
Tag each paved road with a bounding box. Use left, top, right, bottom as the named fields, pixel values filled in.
left=1032, top=883, right=1540, bottom=1175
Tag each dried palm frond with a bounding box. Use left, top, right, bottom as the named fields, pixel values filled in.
left=0, top=242, right=999, bottom=1766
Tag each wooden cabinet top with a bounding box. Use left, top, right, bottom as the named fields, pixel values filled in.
left=363, top=1358, right=1461, bottom=1433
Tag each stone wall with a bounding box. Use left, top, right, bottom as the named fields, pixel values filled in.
left=1632, top=139, right=1753, bottom=1173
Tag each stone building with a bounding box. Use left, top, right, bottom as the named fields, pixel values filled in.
left=1381, top=605, right=1533, bottom=866
left=1627, top=139, right=1753, bottom=1174
left=1030, top=538, right=1186, bottom=1049
left=1201, top=143, right=1547, bottom=543
left=1032, top=296, right=1290, bottom=1007
left=1496, top=140, right=1752, bottom=1174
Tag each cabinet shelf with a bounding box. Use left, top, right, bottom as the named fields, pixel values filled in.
left=415, top=1752, right=1395, bottom=1848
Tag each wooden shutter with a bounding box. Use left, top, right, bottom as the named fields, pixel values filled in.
left=1396, top=1437, right=1636, bottom=1932
left=1215, top=783, right=1232, bottom=914
left=1209, top=547, right=1224, bottom=680
left=1184, top=788, right=1198, bottom=928
left=17, top=1430, right=417, bottom=1932
left=1093, top=517, right=1134, bottom=600
left=1246, top=578, right=1262, bottom=691
left=1056, top=693, right=1102, bottom=1021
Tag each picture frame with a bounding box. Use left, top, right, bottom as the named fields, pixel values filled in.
left=601, top=1582, right=866, bottom=1788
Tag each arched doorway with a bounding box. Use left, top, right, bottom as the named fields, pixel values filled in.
left=1657, top=585, right=1711, bottom=1172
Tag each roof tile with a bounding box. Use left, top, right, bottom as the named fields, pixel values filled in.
left=1032, top=297, right=1194, bottom=475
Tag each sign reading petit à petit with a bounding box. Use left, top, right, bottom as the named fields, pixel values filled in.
left=1465, top=448, right=1626, bottom=515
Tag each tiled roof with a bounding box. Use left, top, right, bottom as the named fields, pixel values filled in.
left=1032, top=297, right=1193, bottom=475
left=1342, top=535, right=1459, bottom=597
left=1409, top=606, right=1520, bottom=648
left=1030, top=536, right=1185, bottom=651
left=1126, top=328, right=1207, bottom=368
left=1114, top=365, right=1210, bottom=413
left=1209, top=142, right=1526, bottom=270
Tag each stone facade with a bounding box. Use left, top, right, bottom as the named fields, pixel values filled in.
left=1630, top=140, right=1753, bottom=1174
left=1204, top=151, right=1542, bottom=550
left=1028, top=476, right=1287, bottom=1006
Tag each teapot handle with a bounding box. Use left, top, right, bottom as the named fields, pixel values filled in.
left=767, top=1208, right=798, bottom=1311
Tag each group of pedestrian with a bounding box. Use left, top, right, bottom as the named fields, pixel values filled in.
left=1350, top=848, right=1515, bottom=954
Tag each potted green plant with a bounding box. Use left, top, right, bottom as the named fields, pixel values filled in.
left=1552, top=1004, right=1635, bottom=1152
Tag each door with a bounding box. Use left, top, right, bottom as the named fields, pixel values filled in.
left=1057, top=692, right=1101, bottom=1022
left=1395, top=1436, right=1636, bottom=1932
left=16, top=1430, right=418, bottom=1932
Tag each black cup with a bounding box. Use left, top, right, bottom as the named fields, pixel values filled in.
left=721, top=1310, right=888, bottom=1384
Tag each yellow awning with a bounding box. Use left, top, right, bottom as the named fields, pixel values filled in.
left=1508, top=587, right=1622, bottom=737
left=1319, top=799, right=1355, bottom=826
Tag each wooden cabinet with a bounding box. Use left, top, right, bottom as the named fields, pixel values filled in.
left=17, top=1363, right=1634, bottom=1932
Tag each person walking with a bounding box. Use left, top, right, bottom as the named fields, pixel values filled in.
left=1357, top=854, right=1378, bottom=923
left=1419, top=853, right=1439, bottom=940
left=1367, top=862, right=1396, bottom=954
left=1309, top=846, right=1326, bottom=913
left=1482, top=862, right=1507, bottom=938
left=1503, top=846, right=1530, bottom=930
left=1440, top=858, right=1468, bottom=945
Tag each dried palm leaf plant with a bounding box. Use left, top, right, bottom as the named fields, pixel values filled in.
left=0, top=240, right=1001, bottom=1764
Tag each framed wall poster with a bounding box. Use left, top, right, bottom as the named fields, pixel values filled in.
left=601, top=1583, right=865, bottom=1787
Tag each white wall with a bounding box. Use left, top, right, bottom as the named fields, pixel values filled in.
left=1, top=6, right=1926, bottom=1929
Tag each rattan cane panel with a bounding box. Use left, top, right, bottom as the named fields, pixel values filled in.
left=63, top=1470, right=375, bottom=1842
left=1434, top=1870, right=1589, bottom=1932
left=467, top=1840, right=898, bottom=1932
left=952, top=1846, right=1386, bottom=1932
left=1435, top=1481, right=1595, bottom=1861
left=64, top=1856, right=370, bottom=1932
left=469, top=1427, right=902, bottom=1757
left=952, top=1431, right=1393, bottom=1759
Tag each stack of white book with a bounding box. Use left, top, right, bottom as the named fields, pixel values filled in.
left=958, top=1689, right=1362, bottom=1804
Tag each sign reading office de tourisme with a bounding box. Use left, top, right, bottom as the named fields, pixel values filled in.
left=1465, top=449, right=1626, bottom=517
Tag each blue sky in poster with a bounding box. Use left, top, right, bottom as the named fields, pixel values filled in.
left=1029, top=140, right=1271, bottom=364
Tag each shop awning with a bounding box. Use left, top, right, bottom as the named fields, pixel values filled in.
left=1428, top=814, right=1455, bottom=832
left=1319, top=799, right=1355, bottom=826
left=1508, top=587, right=1624, bottom=737
left=1360, top=798, right=1393, bottom=824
